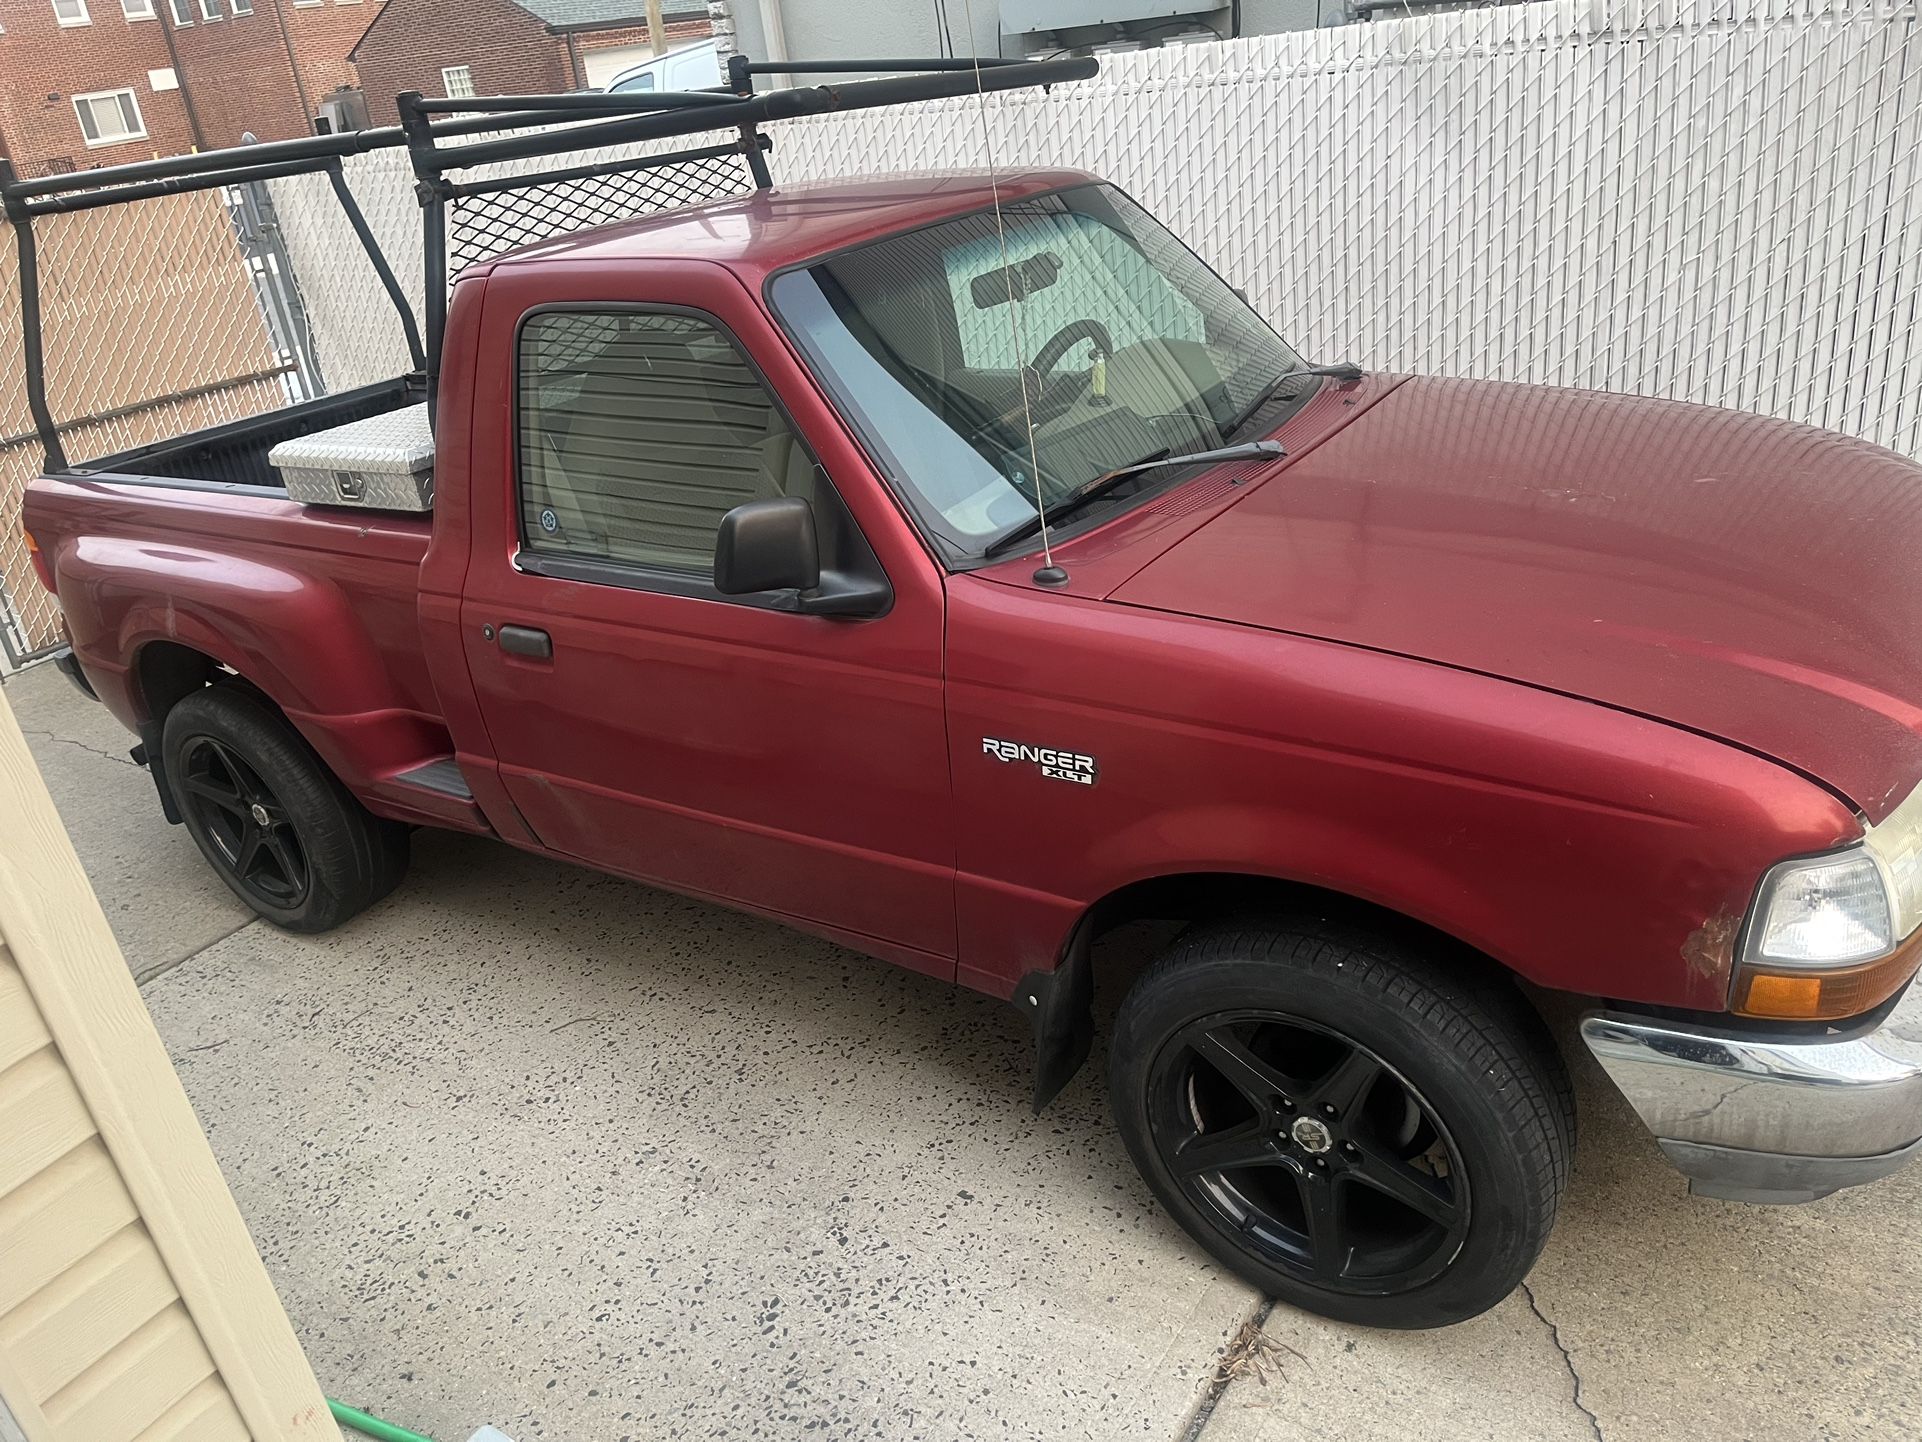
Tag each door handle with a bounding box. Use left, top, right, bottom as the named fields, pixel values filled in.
left=497, top=624, right=553, bottom=660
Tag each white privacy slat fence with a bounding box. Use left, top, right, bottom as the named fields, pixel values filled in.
left=10, top=1, right=1909, bottom=661
left=271, top=0, right=1922, bottom=462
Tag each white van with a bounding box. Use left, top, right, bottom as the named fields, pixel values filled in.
left=597, top=38, right=722, bottom=94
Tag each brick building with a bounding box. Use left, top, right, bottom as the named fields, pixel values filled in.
left=350, top=0, right=712, bottom=127
left=0, top=0, right=374, bottom=174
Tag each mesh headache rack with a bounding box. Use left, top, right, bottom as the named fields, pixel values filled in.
left=0, top=53, right=1098, bottom=472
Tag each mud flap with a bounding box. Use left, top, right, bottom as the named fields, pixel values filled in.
left=1016, top=917, right=1094, bottom=1113
left=135, top=720, right=183, bottom=825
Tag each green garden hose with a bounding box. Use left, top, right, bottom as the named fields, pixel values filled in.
left=327, top=1396, right=440, bottom=1442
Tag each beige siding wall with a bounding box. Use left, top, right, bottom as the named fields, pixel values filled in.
left=0, top=943, right=249, bottom=1442
left=0, top=686, right=334, bottom=1440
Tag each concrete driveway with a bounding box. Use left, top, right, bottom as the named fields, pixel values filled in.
left=7, top=658, right=1918, bottom=1442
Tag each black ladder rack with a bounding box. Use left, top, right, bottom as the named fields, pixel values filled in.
left=0, top=53, right=1098, bottom=467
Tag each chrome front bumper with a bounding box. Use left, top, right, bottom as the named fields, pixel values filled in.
left=1580, top=979, right=1922, bottom=1204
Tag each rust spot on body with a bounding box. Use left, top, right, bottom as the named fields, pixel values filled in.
left=1682, top=909, right=1739, bottom=979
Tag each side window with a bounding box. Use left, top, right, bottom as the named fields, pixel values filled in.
left=517, top=310, right=828, bottom=576
left=941, top=209, right=1204, bottom=371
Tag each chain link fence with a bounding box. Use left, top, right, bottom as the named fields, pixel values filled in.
left=5, top=0, right=1918, bottom=660
left=0, top=186, right=321, bottom=663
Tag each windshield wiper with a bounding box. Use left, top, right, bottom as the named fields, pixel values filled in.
left=1221, top=361, right=1367, bottom=441
left=982, top=439, right=1286, bottom=558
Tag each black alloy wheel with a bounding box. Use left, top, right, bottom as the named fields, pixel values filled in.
left=1110, top=920, right=1573, bottom=1328
left=177, top=734, right=311, bottom=910
left=161, top=683, right=410, bottom=932
left=1147, top=1010, right=1469, bottom=1294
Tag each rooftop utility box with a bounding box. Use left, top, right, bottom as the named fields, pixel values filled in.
left=316, top=88, right=371, bottom=135
left=1000, top=0, right=1218, bottom=36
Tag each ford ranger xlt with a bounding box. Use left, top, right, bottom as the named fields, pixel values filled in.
left=13, top=60, right=1922, bottom=1328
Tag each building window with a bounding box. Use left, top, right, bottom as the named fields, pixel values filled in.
left=167, top=0, right=191, bottom=22
left=199, top=0, right=222, bottom=17
left=73, top=89, right=146, bottom=147
left=291, top=0, right=321, bottom=9
left=232, top=0, right=250, bottom=11
left=441, top=65, right=476, bottom=99
left=52, top=0, right=91, bottom=26
left=121, top=0, right=155, bottom=18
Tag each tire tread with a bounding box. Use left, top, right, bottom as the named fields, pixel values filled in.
left=163, top=684, right=409, bottom=932
left=1111, top=916, right=1575, bottom=1327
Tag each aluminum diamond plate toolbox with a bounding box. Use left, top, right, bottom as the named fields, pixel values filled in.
left=270, top=403, right=435, bottom=511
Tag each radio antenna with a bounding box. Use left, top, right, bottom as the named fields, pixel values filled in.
left=958, top=0, right=1063, bottom=584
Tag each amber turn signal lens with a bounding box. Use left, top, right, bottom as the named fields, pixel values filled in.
left=1733, top=932, right=1922, bottom=1021
left=22, top=528, right=57, bottom=595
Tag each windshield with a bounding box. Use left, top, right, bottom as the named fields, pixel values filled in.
left=769, top=184, right=1303, bottom=561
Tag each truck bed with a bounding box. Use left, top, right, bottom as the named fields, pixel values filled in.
left=22, top=380, right=472, bottom=834
left=74, top=376, right=426, bottom=492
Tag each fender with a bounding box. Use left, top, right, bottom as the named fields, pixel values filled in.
left=986, top=810, right=1507, bottom=1115
left=59, top=532, right=450, bottom=796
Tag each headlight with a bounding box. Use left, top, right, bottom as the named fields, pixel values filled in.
left=1751, top=852, right=1892, bottom=964
left=1735, top=783, right=1922, bottom=1021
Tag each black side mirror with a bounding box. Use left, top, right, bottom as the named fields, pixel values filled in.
left=714, top=497, right=819, bottom=595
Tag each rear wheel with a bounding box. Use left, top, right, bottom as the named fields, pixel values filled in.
left=1110, top=919, right=1573, bottom=1329
left=162, top=685, right=409, bottom=932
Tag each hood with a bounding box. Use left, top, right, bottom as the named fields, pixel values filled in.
left=1109, top=376, right=1922, bottom=820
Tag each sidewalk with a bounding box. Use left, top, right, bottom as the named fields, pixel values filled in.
left=7, top=658, right=1916, bottom=1442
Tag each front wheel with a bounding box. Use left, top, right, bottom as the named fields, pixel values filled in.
left=1109, top=920, right=1573, bottom=1329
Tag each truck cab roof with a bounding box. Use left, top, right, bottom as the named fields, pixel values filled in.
left=482, top=168, right=1102, bottom=278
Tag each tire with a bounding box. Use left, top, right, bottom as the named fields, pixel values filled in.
left=161, top=684, right=409, bottom=933
left=1109, top=918, right=1574, bottom=1329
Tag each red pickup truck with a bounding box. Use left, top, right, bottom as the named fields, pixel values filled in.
left=20, top=146, right=1922, bottom=1328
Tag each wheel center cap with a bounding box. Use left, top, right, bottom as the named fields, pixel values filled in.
left=249, top=803, right=271, bottom=827
left=1290, top=1117, right=1334, bottom=1154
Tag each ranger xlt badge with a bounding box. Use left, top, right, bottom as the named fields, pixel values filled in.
left=982, top=737, right=1098, bottom=786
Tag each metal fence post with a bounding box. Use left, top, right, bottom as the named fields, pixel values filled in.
left=227, top=136, right=328, bottom=402
left=2, top=158, right=68, bottom=476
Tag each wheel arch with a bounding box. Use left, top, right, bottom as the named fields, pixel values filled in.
left=133, top=638, right=229, bottom=724
left=130, top=639, right=298, bottom=825
left=1086, top=872, right=1512, bottom=967
left=1023, top=869, right=1530, bottom=1112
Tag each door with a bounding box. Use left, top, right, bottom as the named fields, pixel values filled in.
left=457, top=260, right=957, bottom=970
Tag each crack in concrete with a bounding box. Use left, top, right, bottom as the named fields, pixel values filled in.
left=1522, top=1281, right=1604, bottom=1442
left=19, top=726, right=138, bottom=769
left=134, top=916, right=262, bottom=987
left=1182, top=1297, right=1276, bottom=1441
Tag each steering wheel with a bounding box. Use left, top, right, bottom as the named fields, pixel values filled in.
left=1030, top=319, right=1114, bottom=384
